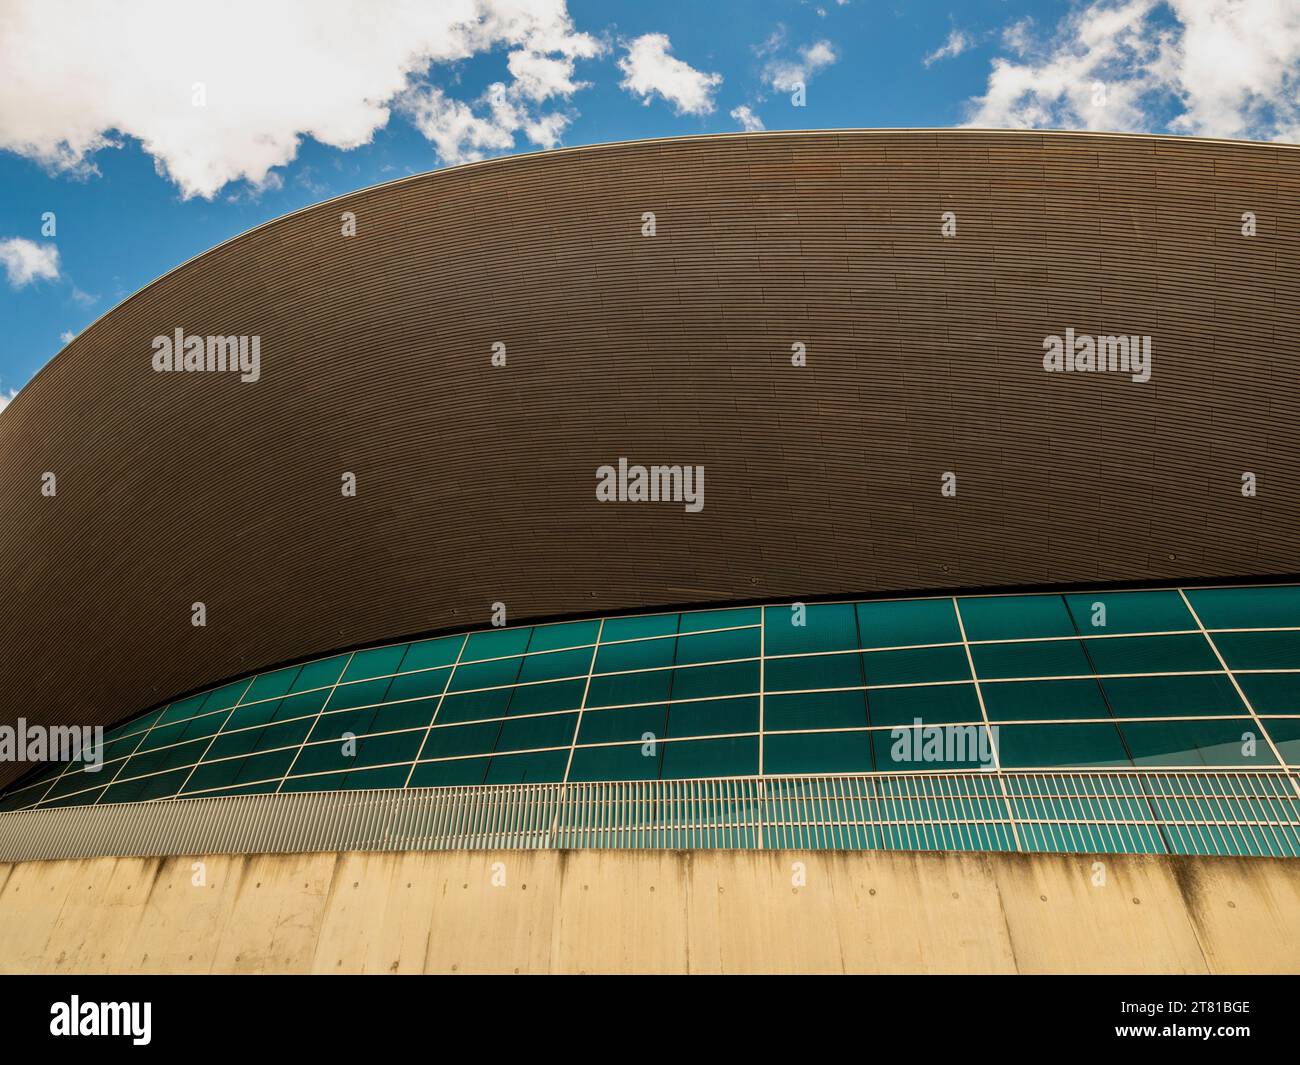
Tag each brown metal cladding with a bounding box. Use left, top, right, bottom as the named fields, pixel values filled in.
left=1, top=129, right=1298, bottom=785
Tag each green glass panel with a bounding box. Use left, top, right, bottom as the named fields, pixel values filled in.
left=448, top=655, right=522, bottom=692
left=872, top=725, right=994, bottom=771
left=862, top=645, right=970, bottom=685
left=207, top=717, right=311, bottom=760
left=1236, top=672, right=1300, bottom=713
left=1262, top=718, right=1300, bottom=766
left=1065, top=590, right=1194, bottom=635
left=341, top=765, right=412, bottom=790
left=202, top=681, right=249, bottom=712
left=102, top=707, right=165, bottom=743
left=766, top=690, right=868, bottom=731
left=342, top=644, right=408, bottom=682
left=958, top=594, right=1074, bottom=641
left=44, top=767, right=110, bottom=802
left=98, top=732, right=147, bottom=763
left=436, top=688, right=513, bottom=724
left=1186, top=585, right=1300, bottom=629
left=661, top=735, right=758, bottom=778
left=420, top=722, right=500, bottom=760
left=596, top=636, right=677, bottom=673
left=1101, top=674, right=1244, bottom=717
left=291, top=655, right=349, bottom=692
left=568, top=742, right=660, bottom=781
left=980, top=678, right=1108, bottom=721
left=763, top=730, right=872, bottom=774
left=766, top=652, right=862, bottom=692
left=495, top=712, right=577, bottom=753
left=670, top=660, right=759, bottom=701
left=678, top=607, right=761, bottom=632
left=349, top=729, right=425, bottom=768
left=856, top=598, right=960, bottom=648
left=399, top=635, right=464, bottom=672
left=408, top=757, right=489, bottom=786
left=103, top=769, right=190, bottom=804
left=1122, top=719, right=1279, bottom=767
left=484, top=749, right=568, bottom=784
left=601, top=612, right=679, bottom=642
left=667, top=696, right=758, bottom=738
left=507, top=678, right=586, bottom=716
left=526, top=620, right=600, bottom=653
left=273, top=688, right=331, bottom=721
left=461, top=626, right=533, bottom=661
left=586, top=667, right=673, bottom=708
left=42, top=786, right=106, bottom=808
left=996, top=723, right=1131, bottom=768
left=384, top=667, right=450, bottom=703
left=1214, top=631, right=1300, bottom=670
left=241, top=667, right=302, bottom=705
left=674, top=626, right=760, bottom=665
left=368, top=696, right=440, bottom=732
left=577, top=705, right=668, bottom=745
left=1084, top=633, right=1218, bottom=674
left=516, top=646, right=593, bottom=683
left=155, top=691, right=210, bottom=725
left=183, top=749, right=296, bottom=793
left=866, top=683, right=981, bottom=726
left=326, top=677, right=392, bottom=711
left=764, top=603, right=858, bottom=655
left=971, top=639, right=1090, bottom=679
left=185, top=780, right=279, bottom=799
left=288, top=739, right=356, bottom=776
left=309, top=707, right=379, bottom=743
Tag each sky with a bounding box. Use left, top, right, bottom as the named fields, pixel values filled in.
left=1, top=0, right=1298, bottom=407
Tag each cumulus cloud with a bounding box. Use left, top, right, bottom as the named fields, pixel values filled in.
left=730, top=105, right=765, bottom=132
left=0, top=238, right=59, bottom=288
left=964, top=0, right=1300, bottom=142
left=59, top=330, right=76, bottom=344
left=0, top=388, right=16, bottom=415
left=618, top=34, right=723, bottom=115
left=762, top=37, right=838, bottom=92
left=0, top=0, right=604, bottom=198
left=924, top=29, right=974, bottom=67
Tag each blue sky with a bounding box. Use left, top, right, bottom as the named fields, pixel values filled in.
left=1, top=0, right=1297, bottom=404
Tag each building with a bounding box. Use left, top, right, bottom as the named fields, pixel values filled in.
left=0, top=130, right=1298, bottom=973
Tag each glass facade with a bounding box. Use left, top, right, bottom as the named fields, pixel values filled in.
left=4, top=583, right=1300, bottom=813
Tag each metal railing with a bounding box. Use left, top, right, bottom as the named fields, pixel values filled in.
left=1, top=771, right=1298, bottom=863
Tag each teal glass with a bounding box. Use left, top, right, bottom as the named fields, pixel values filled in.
left=5, top=584, right=1300, bottom=822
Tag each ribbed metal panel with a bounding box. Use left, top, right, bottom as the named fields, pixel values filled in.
left=1, top=771, right=1297, bottom=861
left=1, top=130, right=1297, bottom=791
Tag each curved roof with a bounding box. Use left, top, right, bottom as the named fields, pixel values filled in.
left=1, top=128, right=1298, bottom=788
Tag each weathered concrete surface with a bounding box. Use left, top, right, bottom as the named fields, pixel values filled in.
left=0, top=849, right=1296, bottom=974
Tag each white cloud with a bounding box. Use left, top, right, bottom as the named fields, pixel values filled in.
left=59, top=330, right=75, bottom=344
left=0, top=388, right=16, bottom=415
left=1001, top=17, right=1034, bottom=56
left=764, top=38, right=838, bottom=92
left=0, top=0, right=604, bottom=198
left=924, top=29, right=974, bottom=67
left=618, top=33, right=723, bottom=115
left=730, top=105, right=765, bottom=132
left=964, top=0, right=1300, bottom=142
left=0, top=238, right=59, bottom=288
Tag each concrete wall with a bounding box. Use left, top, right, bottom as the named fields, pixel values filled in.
left=0, top=849, right=1297, bottom=974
